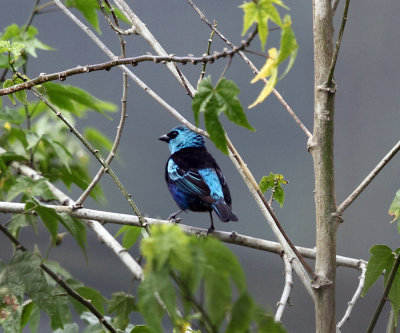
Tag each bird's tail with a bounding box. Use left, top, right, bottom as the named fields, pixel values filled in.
left=212, top=201, right=238, bottom=222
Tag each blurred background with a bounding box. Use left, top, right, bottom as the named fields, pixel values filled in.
left=1, top=0, right=400, bottom=332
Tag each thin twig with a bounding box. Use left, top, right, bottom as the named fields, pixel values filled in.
left=110, top=0, right=196, bottom=95
left=275, top=253, right=294, bottom=322
left=75, top=1, right=129, bottom=207
left=367, top=253, right=400, bottom=333
left=326, top=0, right=351, bottom=86
left=198, top=21, right=217, bottom=85
left=0, top=200, right=366, bottom=270
left=337, top=261, right=367, bottom=329
left=186, top=0, right=312, bottom=139
left=28, top=87, right=147, bottom=231
left=0, top=146, right=144, bottom=280
left=0, top=49, right=253, bottom=96
left=0, top=224, right=118, bottom=333
left=96, top=0, right=137, bottom=35
left=336, top=139, right=400, bottom=216
left=52, top=0, right=315, bottom=295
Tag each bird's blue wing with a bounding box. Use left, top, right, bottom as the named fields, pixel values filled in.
left=167, top=159, right=216, bottom=203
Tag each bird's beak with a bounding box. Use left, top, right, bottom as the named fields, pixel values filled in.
left=158, top=134, right=170, bottom=142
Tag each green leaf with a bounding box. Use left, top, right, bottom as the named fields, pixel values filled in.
left=20, top=300, right=35, bottom=330
left=240, top=0, right=288, bottom=50
left=389, top=189, right=400, bottom=224
left=44, top=82, right=117, bottom=116
left=65, top=0, right=101, bottom=33
left=276, top=15, right=298, bottom=79
left=215, top=79, right=255, bottom=131
left=259, top=172, right=288, bottom=207
left=226, top=293, right=254, bottom=333
left=254, top=305, right=287, bottom=332
left=204, top=98, right=228, bottom=155
left=84, top=127, right=113, bottom=157
left=0, top=40, right=11, bottom=53
left=116, top=226, right=141, bottom=250
left=8, top=251, right=71, bottom=330
left=9, top=42, right=24, bottom=57
left=59, top=214, right=87, bottom=259
left=3, top=79, right=15, bottom=105
left=25, top=200, right=62, bottom=244
left=41, top=135, right=73, bottom=173
left=108, top=292, right=138, bottom=330
left=362, top=245, right=395, bottom=297
left=54, top=323, right=79, bottom=333
left=7, top=176, right=54, bottom=202
left=130, top=325, right=152, bottom=333
left=74, top=287, right=106, bottom=315
left=193, top=76, right=254, bottom=154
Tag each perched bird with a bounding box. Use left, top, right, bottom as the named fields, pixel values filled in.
left=159, top=125, right=238, bottom=233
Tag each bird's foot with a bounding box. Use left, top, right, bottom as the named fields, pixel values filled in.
left=168, top=214, right=181, bottom=224
left=207, top=226, right=215, bottom=235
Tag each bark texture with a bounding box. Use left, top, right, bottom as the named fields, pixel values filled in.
left=310, top=1, right=339, bottom=332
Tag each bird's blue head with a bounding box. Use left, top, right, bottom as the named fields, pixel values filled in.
left=159, top=125, right=205, bottom=154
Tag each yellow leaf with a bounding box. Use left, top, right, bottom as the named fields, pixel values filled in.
left=4, top=122, right=11, bottom=131
left=250, top=48, right=278, bottom=84
left=249, top=68, right=278, bottom=108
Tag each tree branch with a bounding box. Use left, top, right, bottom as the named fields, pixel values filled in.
left=275, top=253, right=294, bottom=323
left=0, top=200, right=366, bottom=270
left=28, top=87, right=147, bottom=229
left=0, top=49, right=254, bottom=96
left=186, top=0, right=312, bottom=139
left=0, top=147, right=144, bottom=281
left=336, top=139, right=400, bottom=216
left=75, top=1, right=129, bottom=207
left=0, top=223, right=118, bottom=333
left=326, top=0, right=351, bottom=86
left=367, top=253, right=400, bottom=333
left=337, top=261, right=367, bottom=329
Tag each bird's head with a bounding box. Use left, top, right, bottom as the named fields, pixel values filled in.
left=159, top=125, right=205, bottom=154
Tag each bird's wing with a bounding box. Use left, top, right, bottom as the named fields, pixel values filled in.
left=167, top=159, right=214, bottom=203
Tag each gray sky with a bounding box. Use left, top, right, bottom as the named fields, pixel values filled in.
left=1, top=0, right=400, bottom=332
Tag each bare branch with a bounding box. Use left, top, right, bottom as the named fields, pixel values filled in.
left=0, top=224, right=118, bottom=333
left=0, top=200, right=366, bottom=270
left=337, top=261, right=367, bottom=329
left=75, top=1, right=129, bottom=207
left=198, top=21, right=217, bottom=85
left=275, top=253, right=294, bottom=322
left=0, top=50, right=253, bottom=96
left=111, top=0, right=196, bottom=95
left=0, top=146, right=144, bottom=281
left=186, top=0, right=312, bottom=139
left=336, top=139, right=400, bottom=216
left=326, top=0, right=351, bottom=86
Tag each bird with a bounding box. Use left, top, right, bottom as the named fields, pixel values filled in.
left=159, top=125, right=238, bottom=233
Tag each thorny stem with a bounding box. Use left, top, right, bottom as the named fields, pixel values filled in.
left=367, top=253, right=400, bottom=333
left=0, top=223, right=118, bottom=333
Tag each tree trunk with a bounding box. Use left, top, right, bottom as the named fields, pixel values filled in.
left=310, top=1, right=339, bottom=332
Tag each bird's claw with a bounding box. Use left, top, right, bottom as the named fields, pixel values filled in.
left=168, top=215, right=181, bottom=224
left=207, top=227, right=215, bottom=235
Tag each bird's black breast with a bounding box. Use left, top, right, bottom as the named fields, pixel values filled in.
left=165, top=147, right=232, bottom=206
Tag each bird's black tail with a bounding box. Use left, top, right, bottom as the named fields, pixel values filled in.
left=212, top=201, right=238, bottom=222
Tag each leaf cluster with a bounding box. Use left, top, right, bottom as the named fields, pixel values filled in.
left=259, top=172, right=288, bottom=207
left=138, top=224, right=286, bottom=333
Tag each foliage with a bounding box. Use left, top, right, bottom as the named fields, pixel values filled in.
left=139, top=224, right=286, bottom=332
left=259, top=172, right=288, bottom=207
left=193, top=76, right=254, bottom=154
left=362, top=246, right=400, bottom=326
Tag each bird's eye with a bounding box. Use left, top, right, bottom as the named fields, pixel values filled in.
left=168, top=131, right=179, bottom=139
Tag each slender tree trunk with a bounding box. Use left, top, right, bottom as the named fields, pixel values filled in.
left=310, top=1, right=339, bottom=332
